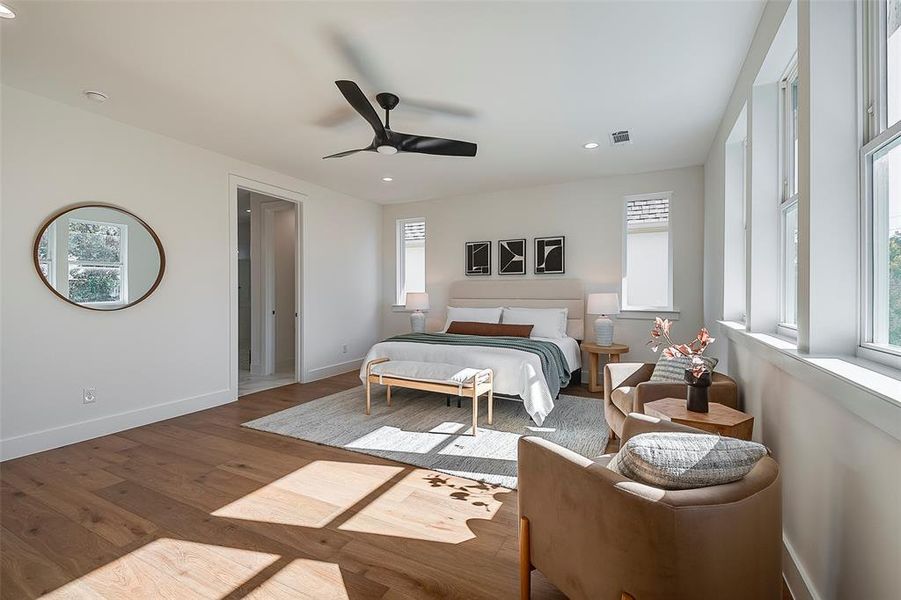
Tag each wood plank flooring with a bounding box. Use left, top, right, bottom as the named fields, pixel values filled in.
left=1, top=372, right=791, bottom=599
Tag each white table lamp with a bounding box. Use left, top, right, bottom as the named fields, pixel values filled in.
left=405, top=292, right=429, bottom=333
left=587, top=293, right=620, bottom=346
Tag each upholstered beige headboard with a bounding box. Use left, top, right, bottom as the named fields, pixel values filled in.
left=447, top=279, right=585, bottom=340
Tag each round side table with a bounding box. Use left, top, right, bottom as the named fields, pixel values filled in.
left=581, top=342, right=630, bottom=393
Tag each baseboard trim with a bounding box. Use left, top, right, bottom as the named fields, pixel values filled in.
left=783, top=534, right=820, bottom=600
left=0, top=388, right=235, bottom=462
left=304, top=357, right=363, bottom=383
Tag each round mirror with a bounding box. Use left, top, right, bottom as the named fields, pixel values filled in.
left=33, top=204, right=165, bottom=311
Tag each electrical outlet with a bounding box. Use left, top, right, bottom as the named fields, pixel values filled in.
left=83, top=388, right=96, bottom=404
left=342, top=344, right=348, bottom=354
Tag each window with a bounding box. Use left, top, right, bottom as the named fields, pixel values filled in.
left=396, top=218, right=425, bottom=305
left=67, top=219, right=127, bottom=305
left=779, top=60, right=800, bottom=328
left=863, top=0, right=901, bottom=357
left=622, top=193, right=672, bottom=310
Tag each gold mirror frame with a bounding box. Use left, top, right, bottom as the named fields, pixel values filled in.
left=33, top=203, right=166, bottom=311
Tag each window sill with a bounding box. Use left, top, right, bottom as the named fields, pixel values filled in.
left=617, top=308, right=681, bottom=321
left=718, top=320, right=901, bottom=442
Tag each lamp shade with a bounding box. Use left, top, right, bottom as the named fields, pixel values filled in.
left=587, top=293, right=620, bottom=315
left=405, top=292, right=430, bottom=311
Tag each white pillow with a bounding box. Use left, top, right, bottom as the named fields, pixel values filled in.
left=443, top=306, right=503, bottom=331
left=501, top=307, right=568, bottom=338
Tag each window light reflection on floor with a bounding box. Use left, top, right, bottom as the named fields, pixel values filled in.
left=246, top=558, right=351, bottom=600
left=43, top=538, right=282, bottom=599
left=212, top=460, right=403, bottom=527
left=338, top=469, right=502, bottom=543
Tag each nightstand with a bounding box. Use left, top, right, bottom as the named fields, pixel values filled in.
left=581, top=342, right=630, bottom=393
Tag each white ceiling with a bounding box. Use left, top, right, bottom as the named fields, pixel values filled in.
left=1, top=1, right=764, bottom=204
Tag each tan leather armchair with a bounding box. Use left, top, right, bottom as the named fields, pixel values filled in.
left=518, top=413, right=782, bottom=600
left=604, top=362, right=738, bottom=438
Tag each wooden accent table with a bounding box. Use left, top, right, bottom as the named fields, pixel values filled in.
left=643, top=397, right=754, bottom=440
left=581, top=342, right=630, bottom=393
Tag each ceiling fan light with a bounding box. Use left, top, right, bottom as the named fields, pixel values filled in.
left=377, top=145, right=398, bottom=155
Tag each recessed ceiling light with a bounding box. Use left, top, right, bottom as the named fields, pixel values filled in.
left=381, top=177, right=394, bottom=182
left=0, top=3, right=15, bottom=19
left=583, top=142, right=600, bottom=149
left=245, top=209, right=251, bottom=213
left=83, top=90, right=109, bottom=103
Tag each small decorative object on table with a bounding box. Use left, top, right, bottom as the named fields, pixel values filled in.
left=405, top=292, right=429, bottom=333
left=587, top=292, right=620, bottom=345
left=648, top=317, right=716, bottom=413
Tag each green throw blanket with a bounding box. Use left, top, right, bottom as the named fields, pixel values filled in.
left=386, top=333, right=572, bottom=398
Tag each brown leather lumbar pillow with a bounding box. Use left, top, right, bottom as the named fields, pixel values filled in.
left=446, top=321, right=534, bottom=338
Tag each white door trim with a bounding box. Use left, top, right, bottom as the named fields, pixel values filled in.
left=229, top=175, right=306, bottom=401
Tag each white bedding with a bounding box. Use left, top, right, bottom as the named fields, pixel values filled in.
left=359, top=336, right=581, bottom=426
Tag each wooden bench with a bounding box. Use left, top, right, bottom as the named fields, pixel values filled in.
left=365, top=358, right=494, bottom=434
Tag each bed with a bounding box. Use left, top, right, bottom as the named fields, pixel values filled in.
left=360, top=279, right=584, bottom=425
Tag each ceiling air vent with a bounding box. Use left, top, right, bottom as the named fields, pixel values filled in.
left=610, top=130, right=631, bottom=145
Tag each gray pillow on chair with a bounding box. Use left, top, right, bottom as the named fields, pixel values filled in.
left=606, top=432, right=767, bottom=490
left=650, top=355, right=719, bottom=382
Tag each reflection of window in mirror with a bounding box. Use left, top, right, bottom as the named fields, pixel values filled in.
left=37, top=222, right=56, bottom=286
left=66, top=219, right=128, bottom=306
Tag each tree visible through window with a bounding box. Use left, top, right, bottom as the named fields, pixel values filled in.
left=67, top=220, right=126, bottom=304
left=874, top=137, right=901, bottom=345
left=864, top=1, right=901, bottom=355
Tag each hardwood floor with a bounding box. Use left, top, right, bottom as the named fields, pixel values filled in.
left=1, top=373, right=791, bottom=599
left=2, top=372, right=592, bottom=599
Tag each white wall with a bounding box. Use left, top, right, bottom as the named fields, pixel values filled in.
left=703, top=2, right=901, bottom=598
left=381, top=166, right=705, bottom=365
left=0, top=85, right=382, bottom=459
left=724, top=332, right=901, bottom=600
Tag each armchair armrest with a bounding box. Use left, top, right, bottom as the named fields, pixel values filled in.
left=620, top=412, right=703, bottom=445
left=518, top=435, right=679, bottom=599
left=603, top=362, right=654, bottom=403
left=632, top=380, right=688, bottom=413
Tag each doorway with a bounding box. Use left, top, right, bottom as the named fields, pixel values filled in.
left=237, top=187, right=300, bottom=396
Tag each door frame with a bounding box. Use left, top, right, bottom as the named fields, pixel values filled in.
left=229, top=174, right=305, bottom=399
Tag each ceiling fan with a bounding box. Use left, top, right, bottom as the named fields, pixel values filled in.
left=323, top=80, right=478, bottom=159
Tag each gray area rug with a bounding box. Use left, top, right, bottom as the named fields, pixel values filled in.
left=243, top=385, right=609, bottom=489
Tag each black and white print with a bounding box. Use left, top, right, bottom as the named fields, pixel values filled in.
left=534, top=236, right=565, bottom=274
left=465, top=241, right=492, bottom=276
left=498, top=239, right=526, bottom=275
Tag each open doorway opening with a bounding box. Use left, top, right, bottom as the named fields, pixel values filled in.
left=237, top=188, right=299, bottom=396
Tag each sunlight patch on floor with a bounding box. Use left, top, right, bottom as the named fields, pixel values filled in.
left=344, top=425, right=456, bottom=454
left=212, top=460, right=403, bottom=527
left=245, top=558, right=350, bottom=600
left=43, top=538, right=281, bottom=599
left=437, top=428, right=521, bottom=461
left=338, top=468, right=502, bottom=543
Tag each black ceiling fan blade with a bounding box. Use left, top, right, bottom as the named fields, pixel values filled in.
left=394, top=132, right=477, bottom=157
left=322, top=146, right=374, bottom=159
left=335, top=80, right=385, bottom=138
